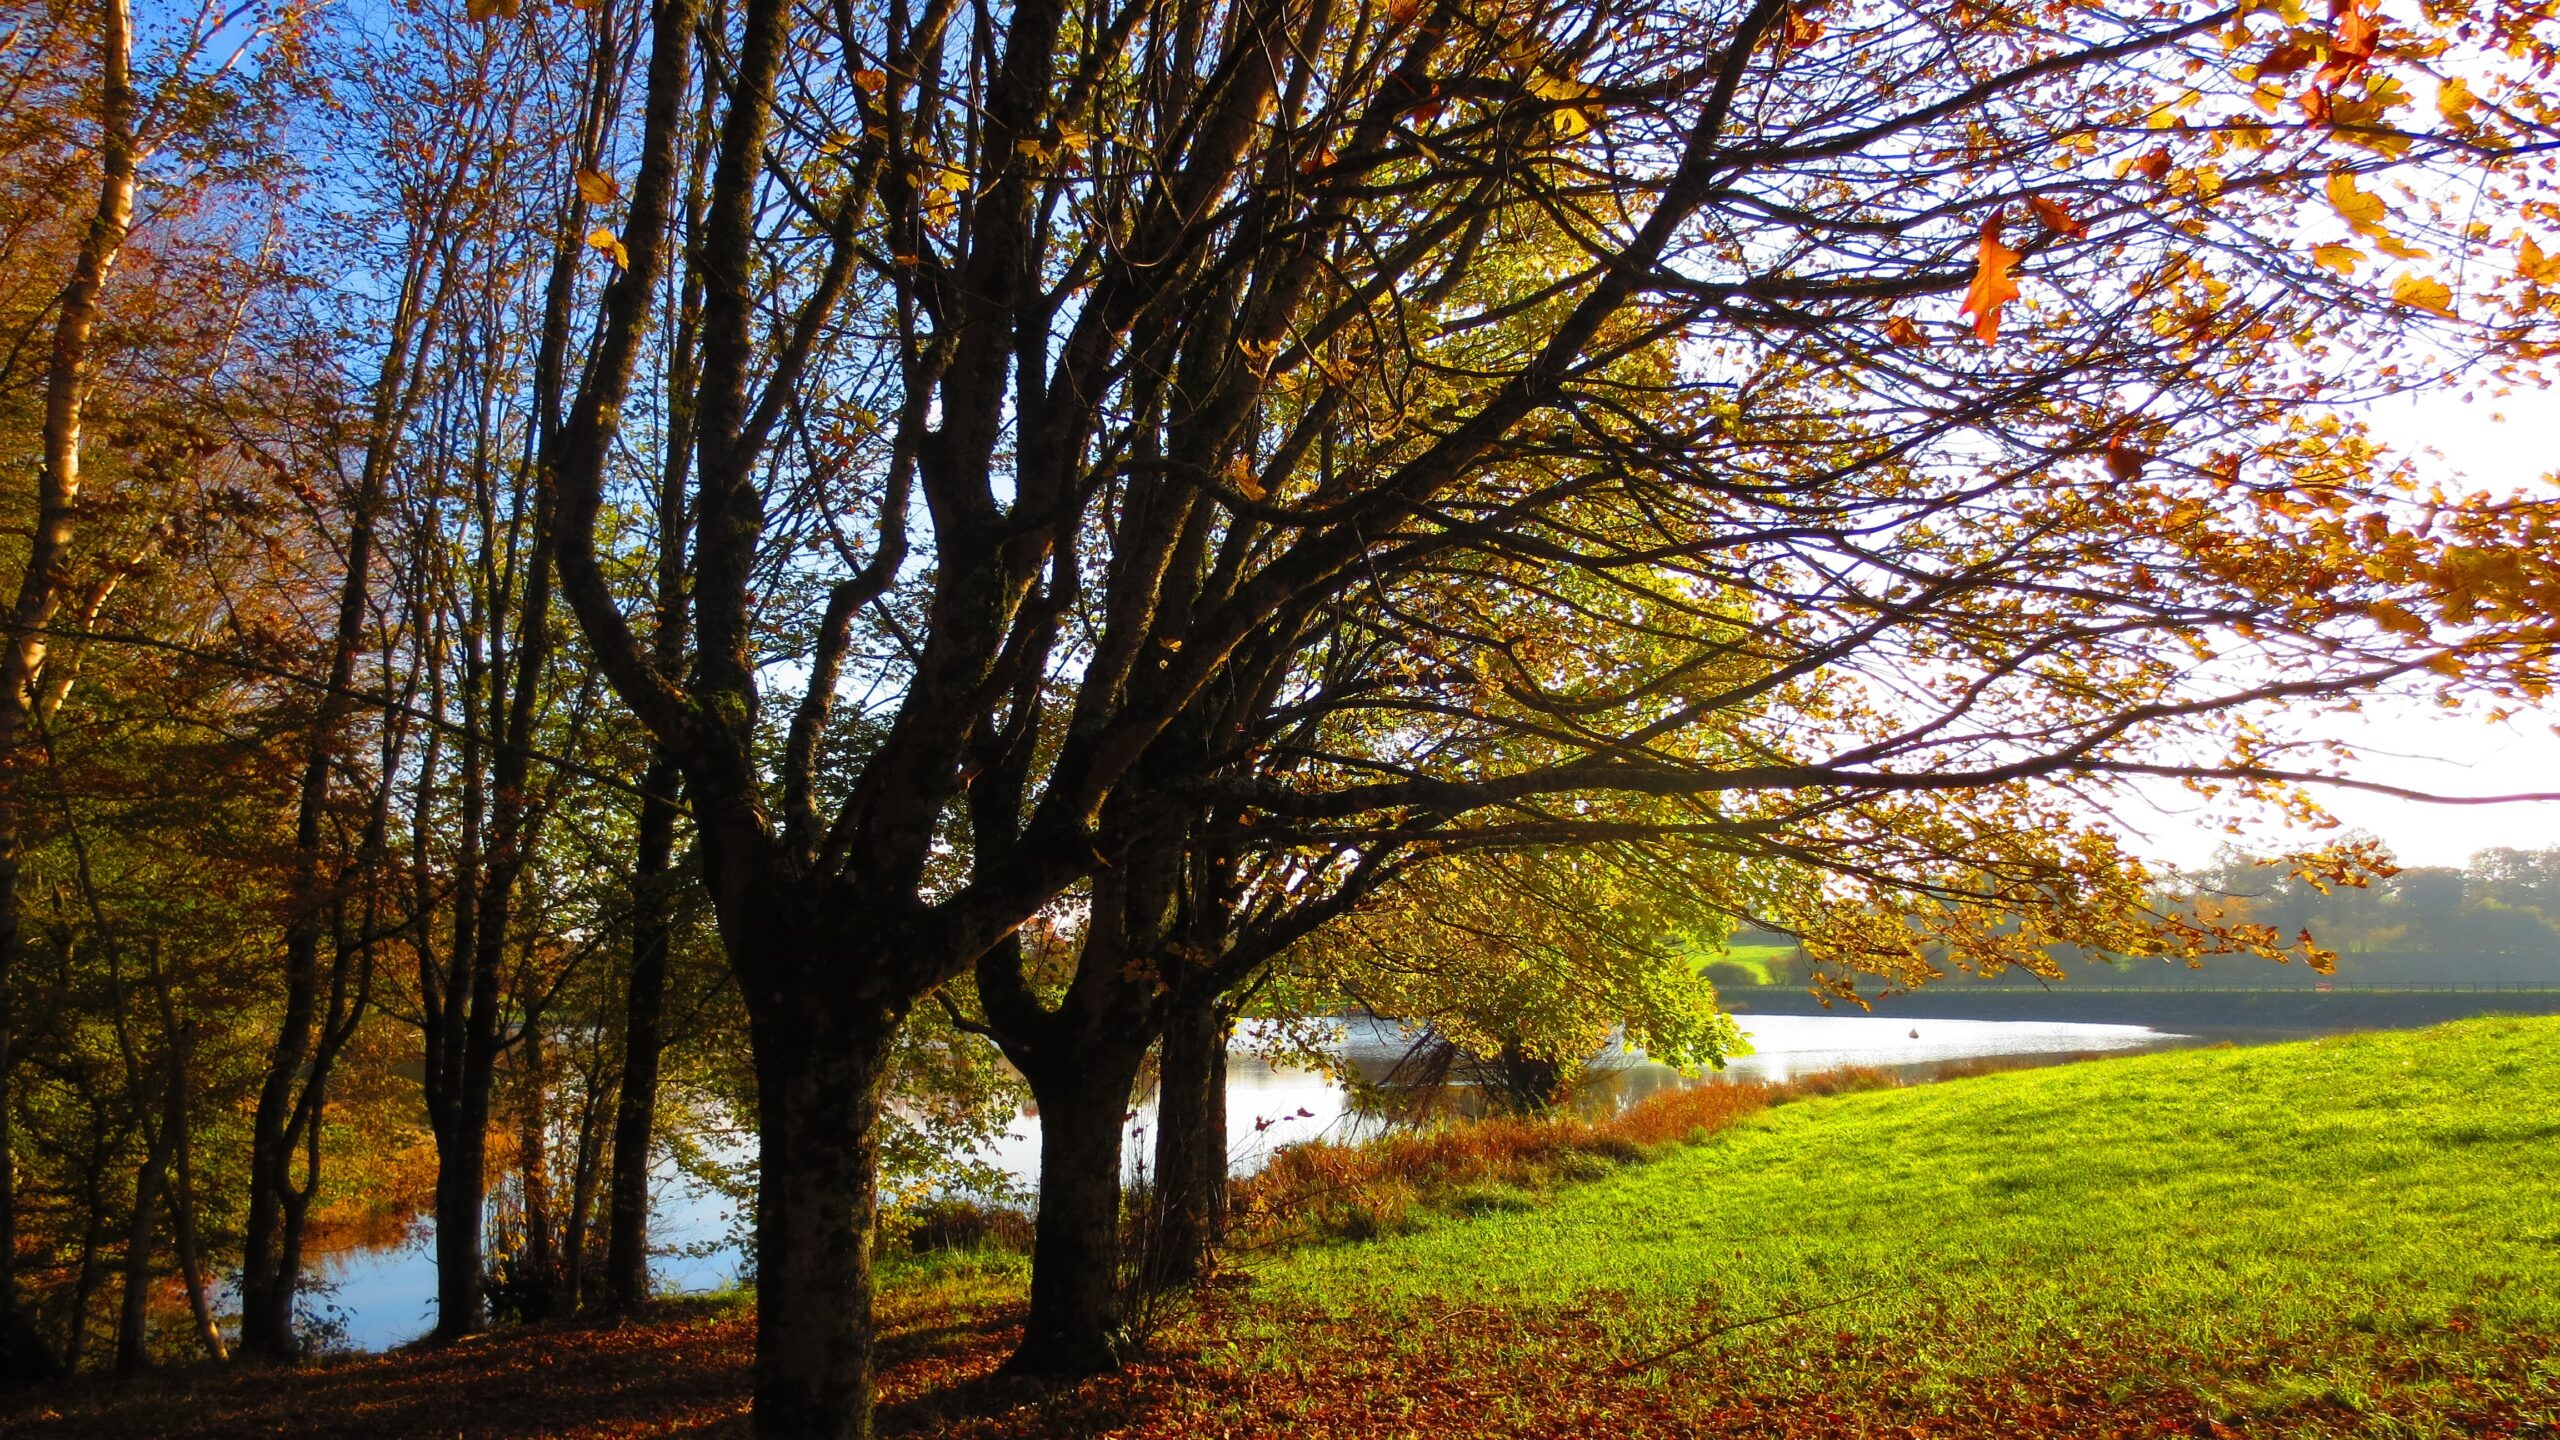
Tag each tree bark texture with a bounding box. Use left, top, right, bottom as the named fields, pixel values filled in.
left=747, top=1001, right=893, bottom=1440
left=1148, top=986, right=1229, bottom=1287
left=1012, top=1041, right=1148, bottom=1377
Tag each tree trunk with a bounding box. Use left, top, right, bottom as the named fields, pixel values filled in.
left=0, top=0, right=135, bottom=1376
left=516, top=1028, right=556, bottom=1321
left=604, top=755, right=679, bottom=1313
left=430, top=1086, right=492, bottom=1339
left=164, top=1066, right=224, bottom=1361
left=1148, top=987, right=1227, bottom=1287
left=1010, top=1042, right=1147, bottom=1378
left=748, top=1010, right=891, bottom=1440
left=112, top=1129, right=168, bottom=1374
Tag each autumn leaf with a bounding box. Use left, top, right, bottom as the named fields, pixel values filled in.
left=2364, top=598, right=2429, bottom=637
left=852, top=68, right=887, bottom=94
left=2324, top=170, right=2386, bottom=232
left=584, top=225, right=629, bottom=268
left=463, top=0, right=519, bottom=21
left=1387, top=0, right=1421, bottom=22
left=2310, top=243, right=2361, bottom=277
left=2027, top=196, right=2086, bottom=240
left=2437, top=75, right=2475, bottom=125
left=2316, top=0, right=2378, bottom=92
left=2390, top=273, right=2456, bottom=317
left=1958, top=215, right=2021, bottom=344
left=1882, top=315, right=1926, bottom=348
left=2255, top=42, right=2315, bottom=77
left=574, top=169, right=619, bottom=206
left=2130, top=148, right=2172, bottom=183
left=1227, top=455, right=1267, bottom=500
left=1526, top=72, right=1602, bottom=137
left=2104, top=433, right=2148, bottom=483
left=2519, top=235, right=2560, bottom=285
left=2321, top=171, right=2426, bottom=258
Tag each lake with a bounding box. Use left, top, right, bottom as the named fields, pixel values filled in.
left=304, top=1012, right=2191, bottom=1351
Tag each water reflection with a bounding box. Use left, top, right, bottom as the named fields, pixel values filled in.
left=308, top=1011, right=2185, bottom=1351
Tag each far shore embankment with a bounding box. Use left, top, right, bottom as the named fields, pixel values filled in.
left=1715, top=981, right=2560, bottom=1032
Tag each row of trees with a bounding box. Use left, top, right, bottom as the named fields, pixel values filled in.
left=7, top=0, right=2560, bottom=1433
left=2174, top=846, right=2560, bottom=979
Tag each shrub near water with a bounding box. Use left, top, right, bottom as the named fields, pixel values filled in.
left=1232, top=1067, right=1898, bottom=1247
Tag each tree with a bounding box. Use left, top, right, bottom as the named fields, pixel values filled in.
left=533, top=0, right=2560, bottom=1429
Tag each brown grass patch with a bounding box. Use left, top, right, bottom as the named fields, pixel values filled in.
left=1229, top=1067, right=1898, bottom=1248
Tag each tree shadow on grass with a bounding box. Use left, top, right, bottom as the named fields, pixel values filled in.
left=0, top=1307, right=758, bottom=1440
left=0, top=1291, right=1224, bottom=1440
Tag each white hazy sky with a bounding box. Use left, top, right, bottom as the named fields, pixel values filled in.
left=2130, top=390, right=2560, bottom=871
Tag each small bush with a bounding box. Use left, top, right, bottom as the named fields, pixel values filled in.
left=1232, top=1068, right=1902, bottom=1249
left=899, top=1198, right=1034, bottom=1254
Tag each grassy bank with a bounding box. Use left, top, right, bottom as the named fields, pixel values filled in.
left=9, top=1019, right=2560, bottom=1438
left=1219, top=1016, right=2560, bottom=1438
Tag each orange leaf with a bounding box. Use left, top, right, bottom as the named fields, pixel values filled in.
left=852, top=68, right=887, bottom=94
left=2317, top=0, right=2377, bottom=92
left=1882, top=314, right=1926, bottom=348
left=2131, top=148, right=2172, bottom=183
left=2027, top=195, right=2087, bottom=239
left=1958, top=215, right=2021, bottom=344
left=2255, top=42, right=2315, bottom=77
left=2104, top=433, right=2148, bottom=483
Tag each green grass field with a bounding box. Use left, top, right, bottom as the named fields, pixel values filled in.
left=1199, top=1018, right=2560, bottom=1437
left=1700, top=941, right=1796, bottom=983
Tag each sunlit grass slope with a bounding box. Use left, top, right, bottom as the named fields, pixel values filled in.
left=1217, top=1018, right=2560, bottom=1437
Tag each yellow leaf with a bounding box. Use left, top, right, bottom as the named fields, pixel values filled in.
left=2390, top=273, right=2455, bottom=317
left=1227, top=456, right=1266, bottom=500
left=585, top=225, right=630, bottom=269
left=2437, top=75, right=2474, bottom=125
left=575, top=169, right=619, bottom=205
left=2323, top=170, right=2386, bottom=235
left=2364, top=599, right=2429, bottom=637
left=2518, top=235, right=2560, bottom=284
left=2309, top=243, right=2361, bottom=276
